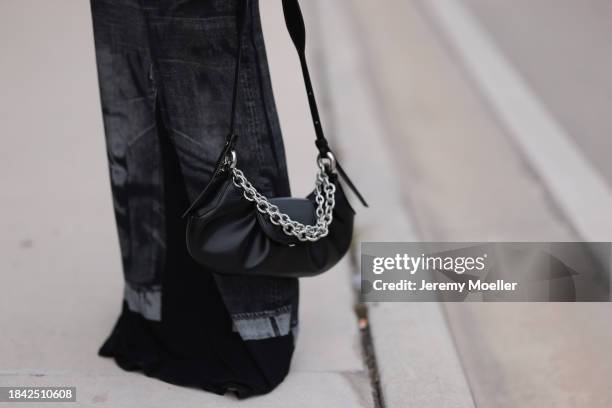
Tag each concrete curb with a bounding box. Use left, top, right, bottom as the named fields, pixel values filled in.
left=310, top=0, right=476, bottom=406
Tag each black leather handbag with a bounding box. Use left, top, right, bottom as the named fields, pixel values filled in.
left=182, top=0, right=367, bottom=278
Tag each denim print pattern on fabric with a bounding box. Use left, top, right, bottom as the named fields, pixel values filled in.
left=91, top=0, right=298, bottom=340
left=91, top=0, right=165, bottom=310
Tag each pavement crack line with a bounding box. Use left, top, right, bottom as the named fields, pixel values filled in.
left=354, top=302, right=386, bottom=408
left=350, top=244, right=386, bottom=408
left=305, top=1, right=387, bottom=405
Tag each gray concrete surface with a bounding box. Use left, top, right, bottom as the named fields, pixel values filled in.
left=3, top=0, right=612, bottom=407
left=342, top=0, right=612, bottom=406
left=311, top=2, right=475, bottom=407
left=462, top=0, right=612, bottom=188
left=423, top=0, right=612, bottom=242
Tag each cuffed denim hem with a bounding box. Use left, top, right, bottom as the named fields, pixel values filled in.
left=231, top=305, right=295, bottom=340
left=123, top=284, right=162, bottom=321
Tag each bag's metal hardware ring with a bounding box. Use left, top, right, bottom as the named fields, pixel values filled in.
left=317, top=151, right=336, bottom=173
left=223, top=150, right=237, bottom=169
left=229, top=151, right=336, bottom=242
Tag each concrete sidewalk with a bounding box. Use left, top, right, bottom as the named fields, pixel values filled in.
left=5, top=0, right=611, bottom=407
left=341, top=0, right=612, bottom=406
left=0, top=1, right=376, bottom=407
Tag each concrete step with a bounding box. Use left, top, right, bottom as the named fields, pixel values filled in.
left=309, top=1, right=476, bottom=407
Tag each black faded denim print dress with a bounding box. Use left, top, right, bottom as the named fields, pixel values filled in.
left=90, top=0, right=298, bottom=397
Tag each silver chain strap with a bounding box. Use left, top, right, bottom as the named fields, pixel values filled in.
left=230, top=154, right=337, bottom=242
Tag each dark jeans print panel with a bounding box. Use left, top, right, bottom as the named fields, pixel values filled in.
left=91, top=0, right=297, bottom=331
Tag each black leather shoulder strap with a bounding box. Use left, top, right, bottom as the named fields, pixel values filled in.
left=228, top=0, right=328, bottom=153
left=227, top=0, right=368, bottom=207
left=280, top=0, right=329, bottom=155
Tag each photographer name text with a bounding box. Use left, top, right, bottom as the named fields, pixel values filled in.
left=372, top=279, right=518, bottom=292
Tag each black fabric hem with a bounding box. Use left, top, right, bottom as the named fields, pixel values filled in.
left=99, top=305, right=294, bottom=399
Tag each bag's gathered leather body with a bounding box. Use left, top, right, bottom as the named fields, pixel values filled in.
left=183, top=0, right=366, bottom=278
left=185, top=171, right=355, bottom=278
